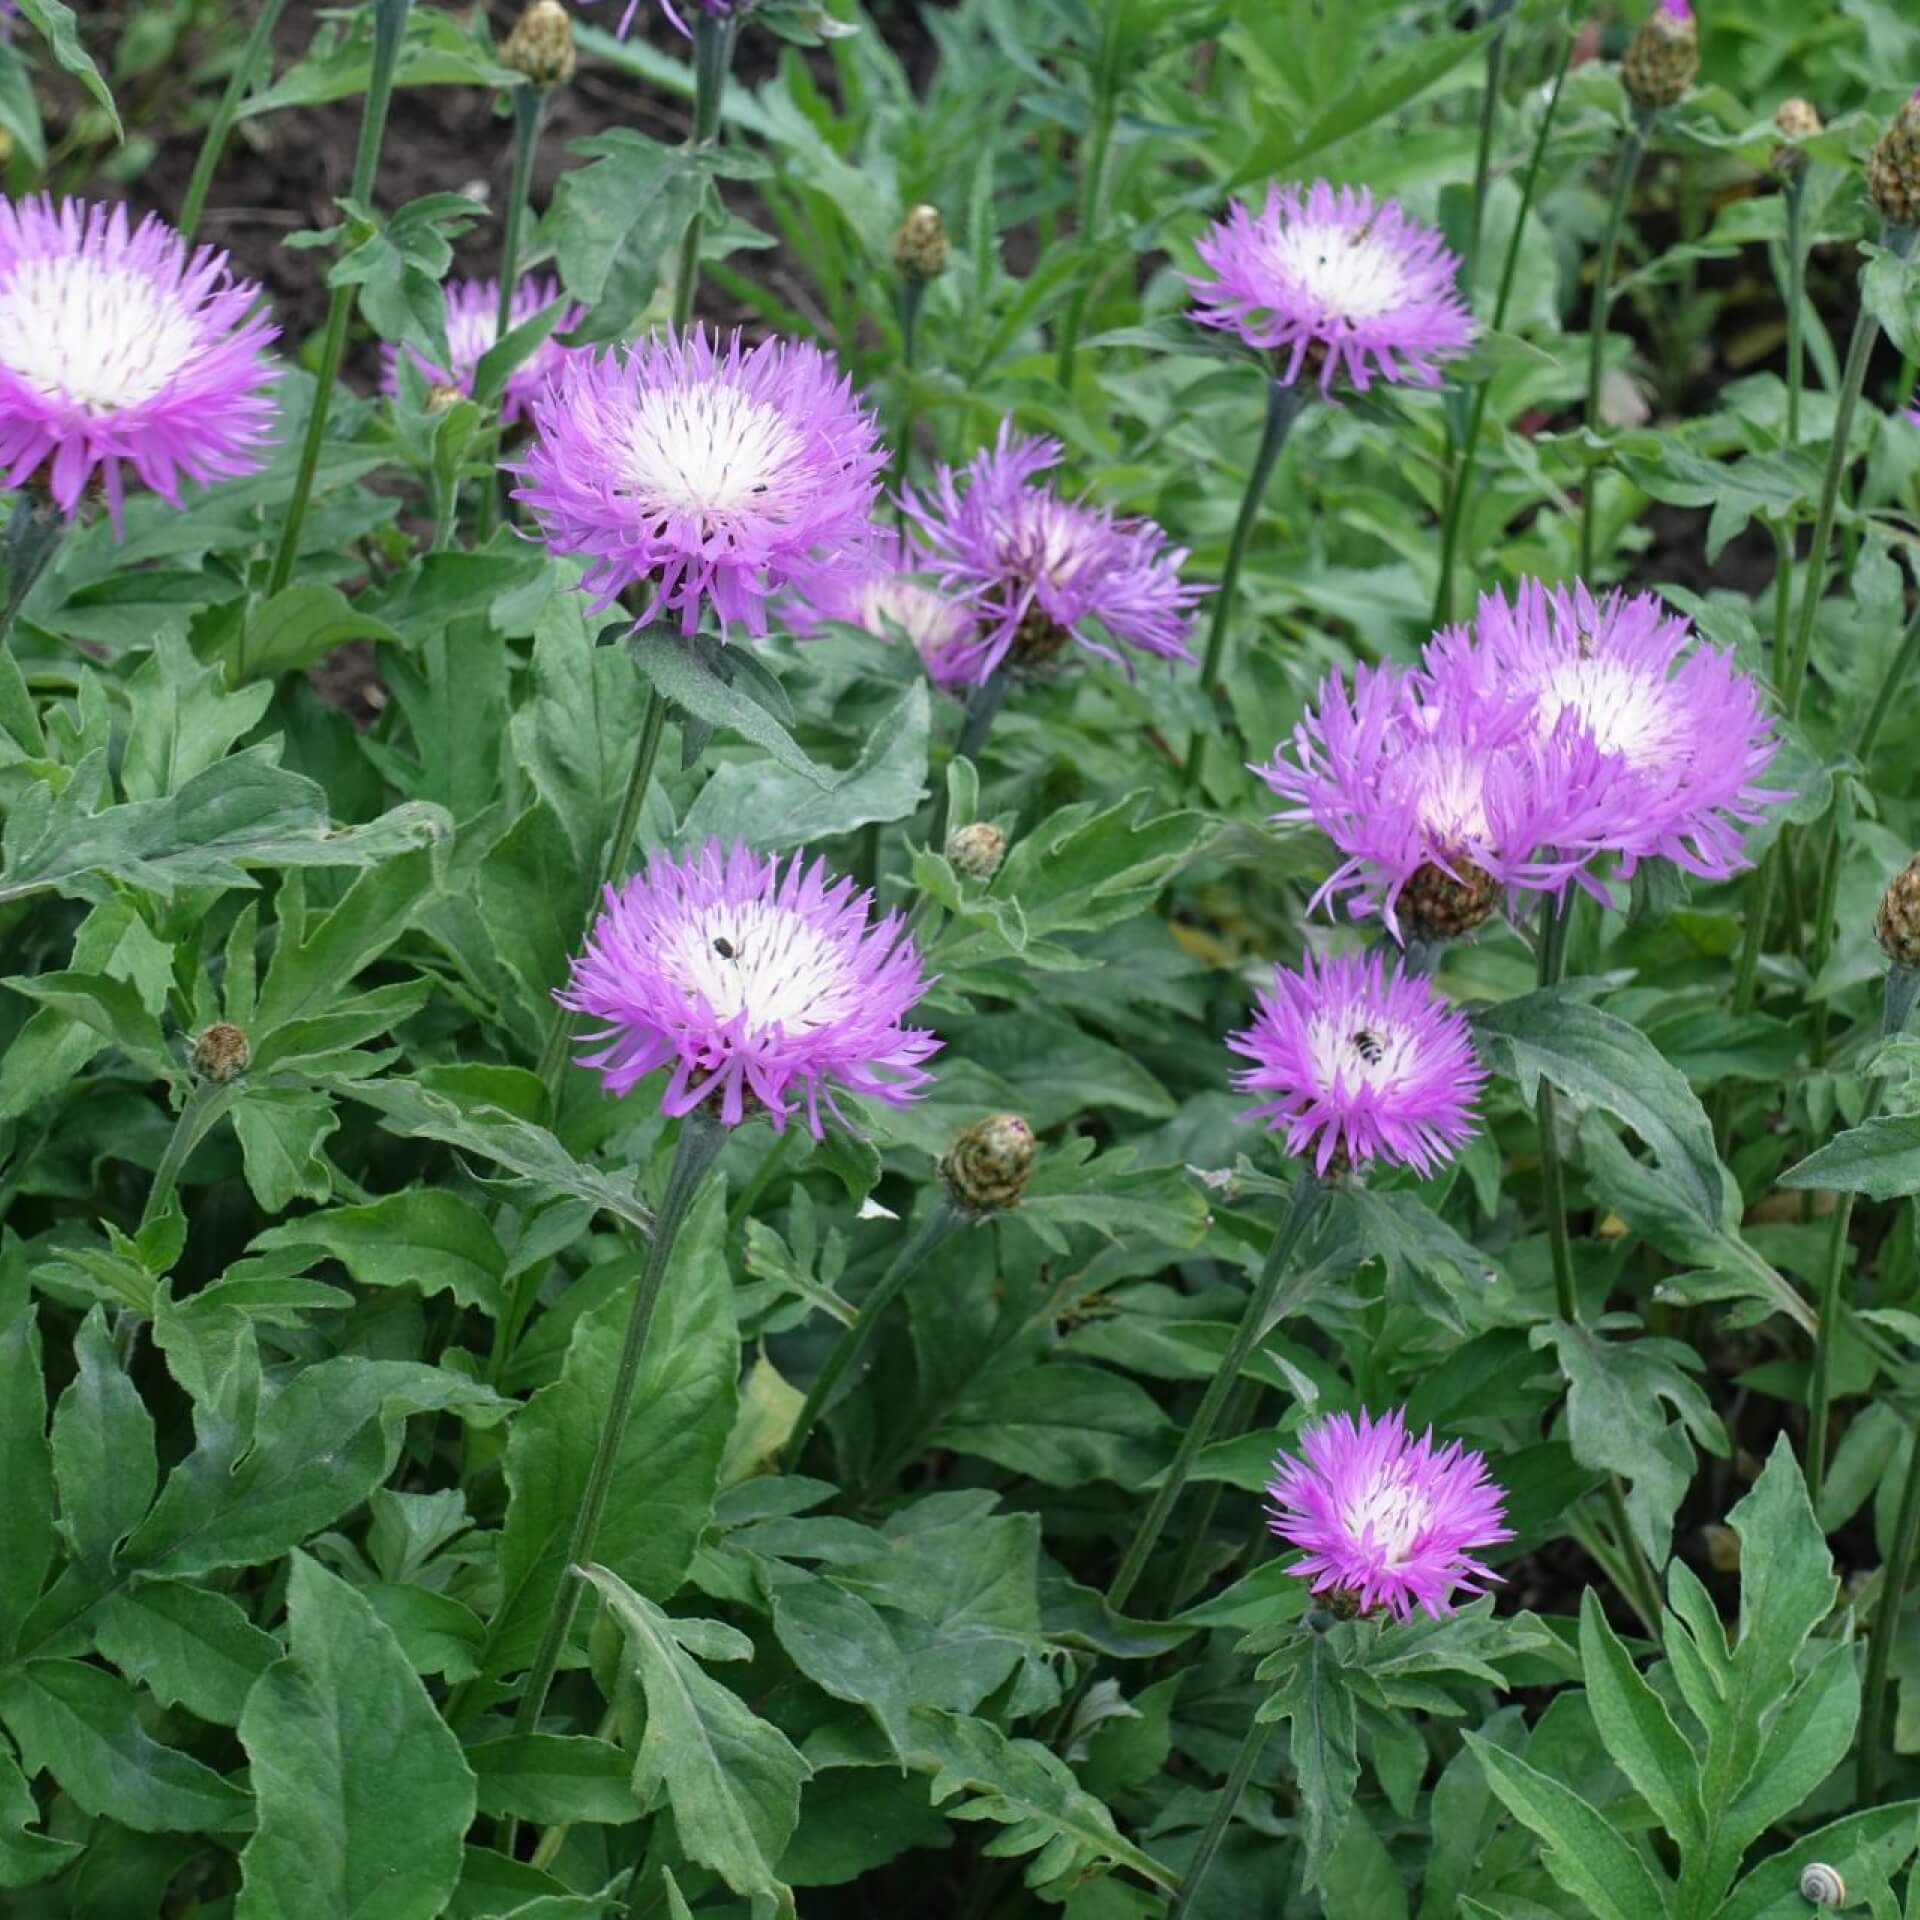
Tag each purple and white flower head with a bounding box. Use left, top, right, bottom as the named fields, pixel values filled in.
left=1254, top=659, right=1629, bottom=942
left=1186, top=182, right=1475, bottom=393
left=1228, top=949, right=1485, bottom=1178
left=512, top=325, right=885, bottom=637
left=0, top=196, right=277, bottom=525
left=558, top=839, right=939, bottom=1135
left=381, top=276, right=580, bottom=427
left=899, top=423, right=1203, bottom=687
left=788, top=525, right=983, bottom=688
left=1423, top=579, right=1784, bottom=888
left=1266, top=1408, right=1512, bottom=1620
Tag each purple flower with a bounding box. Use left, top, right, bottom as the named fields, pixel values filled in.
left=1423, top=579, right=1784, bottom=888
left=1266, top=1408, right=1512, bottom=1619
left=511, top=325, right=885, bottom=637
left=1905, top=386, right=1920, bottom=429
left=1185, top=181, right=1475, bottom=392
left=582, top=0, right=740, bottom=37
left=558, top=839, right=940, bottom=1135
left=1254, top=659, right=1634, bottom=940
left=899, top=423, right=1203, bottom=687
left=0, top=196, right=277, bottom=525
left=787, top=525, right=984, bottom=688
left=1227, top=949, right=1486, bottom=1177
left=381, top=276, right=581, bottom=427
left=1658, top=0, right=1693, bottom=17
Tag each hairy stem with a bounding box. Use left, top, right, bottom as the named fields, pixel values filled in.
left=1861, top=1413, right=1920, bottom=1802
left=669, top=11, right=738, bottom=334
left=0, top=490, right=68, bottom=650
left=1167, top=1705, right=1272, bottom=1920
left=178, top=0, right=291, bottom=244
left=478, top=82, right=546, bottom=542
left=1580, top=118, right=1652, bottom=579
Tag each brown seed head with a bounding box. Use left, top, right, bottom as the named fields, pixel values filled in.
left=938, top=1112, right=1036, bottom=1213
left=1622, top=2, right=1698, bottom=112
left=946, top=821, right=1006, bottom=881
left=192, top=1022, right=251, bottom=1083
left=1398, top=859, right=1501, bottom=943
left=1876, top=851, right=1920, bottom=971
left=1867, top=90, right=1920, bottom=230
left=502, top=0, right=576, bottom=88
left=1770, top=97, right=1821, bottom=174
left=892, top=204, right=950, bottom=281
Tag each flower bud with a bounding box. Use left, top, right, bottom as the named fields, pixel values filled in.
left=1771, top=96, right=1821, bottom=175
left=191, top=1022, right=251, bottom=1083
left=501, top=0, right=576, bottom=88
left=1622, top=0, right=1697, bottom=114
left=938, top=1113, right=1036, bottom=1213
left=424, top=381, right=465, bottom=415
left=892, top=204, right=950, bottom=282
left=1399, top=858, right=1501, bottom=943
left=1877, top=851, right=1920, bottom=970
left=1867, top=89, right=1920, bottom=231
left=946, top=821, right=1006, bottom=880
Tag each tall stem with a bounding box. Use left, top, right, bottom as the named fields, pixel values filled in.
left=1861, top=1413, right=1920, bottom=1802
left=1053, top=4, right=1123, bottom=388
left=1159, top=1375, right=1263, bottom=1614
left=1580, top=119, right=1652, bottom=579
left=1783, top=176, right=1807, bottom=447
left=178, top=0, right=291, bottom=244
left=1464, top=18, right=1510, bottom=294
left=266, top=0, right=412, bottom=596
left=1182, top=380, right=1306, bottom=791
left=535, top=683, right=669, bottom=1105
left=478, top=83, right=546, bottom=543
left=1167, top=1705, right=1272, bottom=1920
left=780, top=1198, right=964, bottom=1471
left=0, top=491, right=67, bottom=649
left=1104, top=1174, right=1324, bottom=1615
left=506, top=1111, right=727, bottom=1761
left=891, top=274, right=928, bottom=528
left=670, top=12, right=737, bottom=334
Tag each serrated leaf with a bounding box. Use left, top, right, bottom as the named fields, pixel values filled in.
left=251, top=1189, right=508, bottom=1318
left=49, top=1307, right=155, bottom=1573
left=13, top=0, right=121, bottom=137
left=93, top=1581, right=279, bottom=1728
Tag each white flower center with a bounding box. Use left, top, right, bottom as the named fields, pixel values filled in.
left=1263, top=218, right=1411, bottom=323
left=1341, top=1469, right=1432, bottom=1562
left=444, top=303, right=499, bottom=377
left=1409, top=744, right=1491, bottom=849
left=0, top=254, right=200, bottom=413
left=620, top=381, right=804, bottom=523
left=662, top=900, right=855, bottom=1035
left=1305, top=1012, right=1414, bottom=1094
left=860, top=574, right=974, bottom=655
left=1533, top=657, right=1681, bottom=769
left=1002, top=495, right=1086, bottom=585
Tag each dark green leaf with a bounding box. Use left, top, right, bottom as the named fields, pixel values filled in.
left=466, top=1734, right=640, bottom=1826
left=93, top=1581, right=280, bottom=1727
left=252, top=1189, right=508, bottom=1318
left=50, top=1307, right=155, bottom=1572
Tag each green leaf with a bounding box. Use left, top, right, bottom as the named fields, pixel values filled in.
left=230, top=1087, right=340, bottom=1213
left=1323, top=1810, right=1410, bottom=1920
left=0, top=1744, right=80, bottom=1888
left=1467, top=1735, right=1672, bottom=1920
left=120, top=634, right=274, bottom=802
left=466, top=1734, right=640, bottom=1826
left=767, top=1571, right=915, bottom=1762
left=544, top=128, right=705, bottom=337
left=232, top=584, right=402, bottom=685
left=93, top=1581, right=280, bottom=1727
left=252, top=1189, right=508, bottom=1318
left=363, top=1583, right=484, bottom=1682
left=12, top=0, right=121, bottom=138
left=0, top=1303, right=55, bottom=1657
left=0, top=42, right=48, bottom=172
left=0, top=1658, right=251, bottom=1833
left=931, top=1364, right=1174, bottom=1490
left=582, top=1563, right=811, bottom=1905
left=1265, top=1632, right=1360, bottom=1879
left=1782, top=1115, right=1920, bottom=1200
left=238, top=6, right=515, bottom=116
left=1716, top=1801, right=1920, bottom=1920
left=237, top=1553, right=476, bottom=1920
left=50, top=1307, right=155, bottom=1572
left=629, top=628, right=829, bottom=785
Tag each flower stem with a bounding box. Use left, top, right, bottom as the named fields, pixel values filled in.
left=669, top=11, right=737, bottom=335
left=478, top=81, right=546, bottom=543
left=535, top=682, right=669, bottom=1106
left=1580, top=118, right=1652, bottom=580
left=141, top=1080, right=242, bottom=1231
left=1182, top=379, right=1306, bottom=792
left=1784, top=174, right=1807, bottom=447
left=1167, top=1704, right=1273, bottom=1920
left=266, top=0, right=412, bottom=597
left=1053, top=3, right=1124, bottom=388
left=1861, top=1413, right=1920, bottom=1803
left=1464, top=14, right=1511, bottom=294
left=780, top=1197, right=964, bottom=1472
left=1158, top=1375, right=1263, bottom=1614
left=0, top=490, right=68, bottom=650
left=1803, top=1110, right=1869, bottom=1511
left=505, top=1110, right=727, bottom=1767
left=891, top=274, right=928, bottom=531
left=178, top=0, right=291, bottom=245
left=1105, top=1173, right=1325, bottom=1615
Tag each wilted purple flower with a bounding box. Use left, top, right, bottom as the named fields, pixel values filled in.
left=900, top=423, right=1203, bottom=687
left=1186, top=181, right=1474, bottom=392
left=511, top=325, right=885, bottom=637
left=1254, top=659, right=1628, bottom=940
left=558, top=839, right=939, bottom=1134
left=1228, top=949, right=1485, bottom=1177
left=0, top=196, right=277, bottom=525
left=787, top=525, right=983, bottom=688
left=1423, top=579, right=1784, bottom=887
left=1267, top=1408, right=1512, bottom=1619
left=381, top=275, right=580, bottom=426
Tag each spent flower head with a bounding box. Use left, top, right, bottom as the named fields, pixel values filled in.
left=1228, top=949, right=1486, bottom=1178
left=900, top=423, right=1202, bottom=686
left=787, top=524, right=983, bottom=687
left=1868, top=88, right=1920, bottom=231
left=1267, top=1407, right=1512, bottom=1619
left=502, top=0, right=577, bottom=84
left=1185, top=181, right=1474, bottom=393
left=513, top=325, right=885, bottom=636
left=382, top=276, right=581, bottom=427
left=1623, top=0, right=1698, bottom=112
left=558, top=840, right=939, bottom=1134
left=0, top=196, right=277, bottom=525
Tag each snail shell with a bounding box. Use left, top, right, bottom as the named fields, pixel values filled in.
left=1799, top=1863, right=1845, bottom=1908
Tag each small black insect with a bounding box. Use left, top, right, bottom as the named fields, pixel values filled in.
left=1350, top=1028, right=1385, bottom=1065
left=713, top=937, right=738, bottom=960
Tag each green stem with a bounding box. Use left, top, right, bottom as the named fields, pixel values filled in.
left=1784, top=175, right=1806, bottom=447
left=780, top=1198, right=964, bottom=1472
left=1861, top=1413, right=1920, bottom=1802
left=536, top=683, right=669, bottom=1107
left=1105, top=1174, right=1325, bottom=1615
left=1804, top=1128, right=1868, bottom=1511
left=1464, top=20, right=1510, bottom=295
left=142, top=1080, right=242, bottom=1231
left=177, top=0, right=291, bottom=244
left=728, top=1125, right=795, bottom=1232
left=0, top=490, right=68, bottom=649
left=1054, top=3, right=1123, bottom=389
left=1182, top=379, right=1306, bottom=791
left=266, top=0, right=412, bottom=596
left=1600, top=1477, right=1665, bottom=1636
left=891, top=274, right=927, bottom=528
left=478, top=82, right=546, bottom=543
left=1167, top=1705, right=1272, bottom=1920
left=504, top=1111, right=727, bottom=1766
left=669, top=12, right=737, bottom=334
left=1159, top=1376, right=1263, bottom=1614
left=1580, top=118, right=1652, bottom=579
